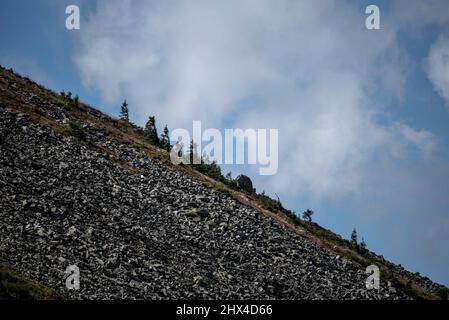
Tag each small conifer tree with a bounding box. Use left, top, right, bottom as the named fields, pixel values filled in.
left=160, top=125, right=171, bottom=151
left=351, top=228, right=358, bottom=247
left=302, top=209, right=314, bottom=222
left=120, top=100, right=129, bottom=122
left=144, top=116, right=160, bottom=145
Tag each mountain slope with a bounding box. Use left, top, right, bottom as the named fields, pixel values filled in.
left=0, top=66, right=446, bottom=299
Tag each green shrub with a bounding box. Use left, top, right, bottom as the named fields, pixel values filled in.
left=58, top=91, right=79, bottom=109
left=64, top=120, right=86, bottom=141
left=437, top=287, right=449, bottom=300
left=251, top=191, right=296, bottom=219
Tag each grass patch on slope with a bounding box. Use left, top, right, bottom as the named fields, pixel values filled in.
left=0, top=266, right=61, bottom=300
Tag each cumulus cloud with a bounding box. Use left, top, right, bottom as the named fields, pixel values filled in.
left=397, top=124, right=438, bottom=156
left=75, top=0, right=421, bottom=196
left=73, top=0, right=449, bottom=200
left=426, top=35, right=449, bottom=109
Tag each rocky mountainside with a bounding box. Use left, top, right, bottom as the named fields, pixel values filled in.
left=0, top=66, right=446, bottom=299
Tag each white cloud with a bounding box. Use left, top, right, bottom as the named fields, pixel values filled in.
left=397, top=124, right=438, bottom=156
left=426, top=35, right=449, bottom=109
left=74, top=0, right=445, bottom=201
left=76, top=0, right=407, bottom=194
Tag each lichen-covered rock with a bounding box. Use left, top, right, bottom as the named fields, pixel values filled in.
left=235, top=175, right=255, bottom=194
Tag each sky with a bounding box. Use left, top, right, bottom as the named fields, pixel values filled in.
left=1, top=0, right=449, bottom=286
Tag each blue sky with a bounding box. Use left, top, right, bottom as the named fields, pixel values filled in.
left=1, top=0, right=449, bottom=286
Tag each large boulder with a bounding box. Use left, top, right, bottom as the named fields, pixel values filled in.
left=235, top=174, right=255, bottom=194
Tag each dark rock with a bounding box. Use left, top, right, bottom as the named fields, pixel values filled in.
left=235, top=175, right=255, bottom=194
